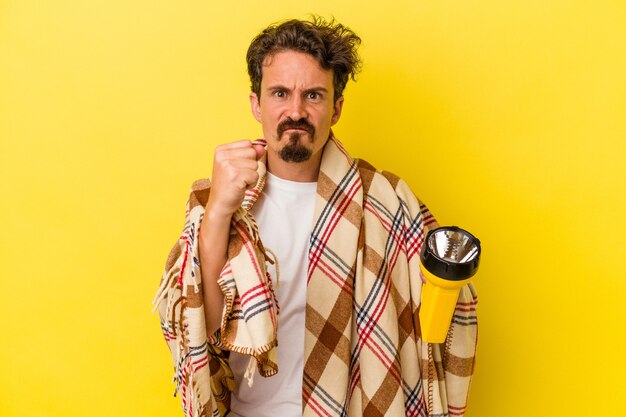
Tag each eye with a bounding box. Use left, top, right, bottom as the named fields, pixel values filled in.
left=274, top=90, right=286, bottom=98
left=306, top=92, right=320, bottom=100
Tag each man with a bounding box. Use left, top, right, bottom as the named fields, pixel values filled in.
left=154, top=17, right=478, bottom=417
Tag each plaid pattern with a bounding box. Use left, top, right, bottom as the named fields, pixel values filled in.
left=154, top=136, right=478, bottom=417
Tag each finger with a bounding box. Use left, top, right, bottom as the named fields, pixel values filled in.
left=224, top=158, right=259, bottom=171
left=216, top=140, right=255, bottom=151
left=238, top=170, right=259, bottom=189
left=216, top=147, right=258, bottom=163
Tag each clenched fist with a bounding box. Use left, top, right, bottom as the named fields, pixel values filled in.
left=205, top=140, right=266, bottom=218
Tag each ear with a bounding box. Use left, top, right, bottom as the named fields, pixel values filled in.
left=250, top=92, right=262, bottom=122
left=331, top=96, right=344, bottom=125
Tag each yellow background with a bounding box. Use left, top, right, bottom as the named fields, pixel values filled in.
left=1, top=1, right=624, bottom=416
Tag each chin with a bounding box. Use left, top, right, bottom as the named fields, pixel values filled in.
left=278, top=143, right=312, bottom=163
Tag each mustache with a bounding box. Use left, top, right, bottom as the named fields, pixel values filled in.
left=277, top=118, right=315, bottom=137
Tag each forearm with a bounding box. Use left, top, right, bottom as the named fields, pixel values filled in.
left=197, top=140, right=265, bottom=337
left=198, top=208, right=232, bottom=337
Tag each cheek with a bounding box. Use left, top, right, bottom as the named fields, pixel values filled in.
left=261, top=115, right=279, bottom=139
left=264, top=108, right=282, bottom=124
left=316, top=111, right=334, bottom=129
left=261, top=112, right=274, bottom=127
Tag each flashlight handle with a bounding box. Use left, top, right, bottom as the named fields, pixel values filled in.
left=419, top=265, right=473, bottom=344
left=419, top=281, right=462, bottom=343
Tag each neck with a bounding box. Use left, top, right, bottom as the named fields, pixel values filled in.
left=266, top=151, right=321, bottom=182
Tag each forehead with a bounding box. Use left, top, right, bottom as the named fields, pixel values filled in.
left=261, top=50, right=334, bottom=88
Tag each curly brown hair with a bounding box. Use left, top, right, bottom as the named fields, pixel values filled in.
left=246, top=16, right=362, bottom=102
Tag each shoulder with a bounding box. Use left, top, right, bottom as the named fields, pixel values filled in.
left=356, top=158, right=438, bottom=228
left=355, top=158, right=413, bottom=200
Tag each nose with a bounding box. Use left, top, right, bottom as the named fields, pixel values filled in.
left=288, top=95, right=308, bottom=120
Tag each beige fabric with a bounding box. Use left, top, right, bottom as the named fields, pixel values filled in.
left=154, top=136, right=478, bottom=417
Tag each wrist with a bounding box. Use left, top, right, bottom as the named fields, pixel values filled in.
left=204, top=196, right=237, bottom=221
left=199, top=204, right=233, bottom=242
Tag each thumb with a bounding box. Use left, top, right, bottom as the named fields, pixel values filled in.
left=252, top=143, right=266, bottom=160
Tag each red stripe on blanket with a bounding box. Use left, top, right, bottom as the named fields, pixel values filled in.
left=233, top=222, right=265, bottom=284
left=308, top=178, right=363, bottom=282
left=239, top=283, right=271, bottom=305
left=356, top=232, right=404, bottom=386
left=405, top=229, right=425, bottom=262
left=456, top=300, right=478, bottom=306
left=178, top=241, right=189, bottom=286
left=192, top=355, right=209, bottom=372
left=233, top=221, right=277, bottom=327
left=455, top=306, right=477, bottom=313
left=349, top=363, right=361, bottom=396
left=449, top=404, right=467, bottom=416
left=314, top=258, right=354, bottom=296
left=307, top=395, right=335, bottom=417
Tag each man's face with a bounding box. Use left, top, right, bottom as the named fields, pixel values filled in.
left=250, top=50, right=343, bottom=167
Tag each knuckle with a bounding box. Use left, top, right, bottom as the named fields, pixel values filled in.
left=222, top=159, right=235, bottom=170
left=215, top=143, right=229, bottom=153
left=227, top=169, right=239, bottom=181
left=214, top=149, right=228, bottom=163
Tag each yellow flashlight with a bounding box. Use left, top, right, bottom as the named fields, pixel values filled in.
left=419, top=226, right=481, bottom=343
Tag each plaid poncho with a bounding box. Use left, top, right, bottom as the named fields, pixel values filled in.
left=154, top=136, right=478, bottom=417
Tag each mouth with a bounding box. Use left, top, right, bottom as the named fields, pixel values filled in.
left=284, top=128, right=310, bottom=134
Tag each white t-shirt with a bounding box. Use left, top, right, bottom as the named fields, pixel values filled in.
left=229, top=172, right=317, bottom=417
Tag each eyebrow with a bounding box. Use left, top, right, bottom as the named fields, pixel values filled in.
left=304, top=87, right=328, bottom=94
left=266, top=85, right=329, bottom=94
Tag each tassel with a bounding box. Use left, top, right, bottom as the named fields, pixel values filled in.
left=264, top=247, right=280, bottom=288
left=152, top=270, right=174, bottom=313
left=244, top=355, right=257, bottom=388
